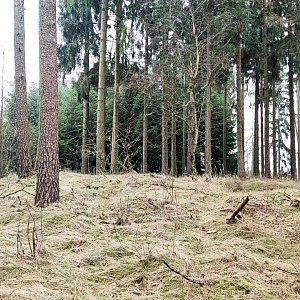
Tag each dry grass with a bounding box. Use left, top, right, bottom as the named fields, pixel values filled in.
left=0, top=172, right=300, bottom=299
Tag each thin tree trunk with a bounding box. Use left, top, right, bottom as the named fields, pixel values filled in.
left=288, top=50, right=296, bottom=179
left=96, top=0, right=108, bottom=174
left=142, top=29, right=149, bottom=173
left=253, top=73, right=260, bottom=176
left=14, top=0, right=32, bottom=178
left=205, top=23, right=212, bottom=176
left=35, top=0, right=59, bottom=207
left=0, top=50, right=4, bottom=176
left=111, top=0, right=122, bottom=173
left=223, top=83, right=228, bottom=175
left=236, top=41, right=245, bottom=178
left=260, top=77, right=265, bottom=176
left=81, top=3, right=90, bottom=174
left=161, top=32, right=169, bottom=175
left=277, top=106, right=281, bottom=175
left=297, top=75, right=300, bottom=180
left=263, top=0, right=271, bottom=178
left=182, top=95, right=187, bottom=175
left=272, top=78, right=277, bottom=178
left=170, top=70, right=177, bottom=177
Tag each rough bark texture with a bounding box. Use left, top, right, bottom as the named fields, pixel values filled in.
left=288, top=51, right=296, bottom=179
left=14, top=0, right=32, bottom=178
left=253, top=74, right=260, bottom=176
left=96, top=0, right=108, bottom=174
left=272, top=78, right=277, bottom=178
left=142, top=29, right=149, bottom=173
left=0, top=51, right=4, bottom=176
left=81, top=3, right=91, bottom=174
left=236, top=42, right=245, bottom=178
left=35, top=0, right=59, bottom=207
left=263, top=0, right=271, bottom=178
left=260, top=77, right=265, bottom=176
left=111, top=0, right=122, bottom=173
left=205, top=23, right=212, bottom=176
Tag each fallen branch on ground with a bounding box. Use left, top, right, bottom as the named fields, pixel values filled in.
left=226, top=196, right=249, bottom=223
left=162, top=260, right=204, bottom=285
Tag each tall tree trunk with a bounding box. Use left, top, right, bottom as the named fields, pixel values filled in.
left=182, top=93, right=187, bottom=175
left=96, top=0, right=108, bottom=174
left=35, top=0, right=59, bottom=206
left=170, top=70, right=177, bottom=177
left=272, top=78, right=277, bottom=178
left=297, top=75, right=300, bottom=180
left=288, top=50, right=296, bottom=179
left=142, top=29, right=149, bottom=173
left=205, top=23, right=212, bottom=176
left=14, top=0, right=32, bottom=178
left=81, top=2, right=91, bottom=174
left=0, top=50, right=4, bottom=176
left=223, top=83, right=228, bottom=175
left=111, top=0, right=122, bottom=173
left=236, top=41, right=245, bottom=178
left=253, top=73, right=260, bottom=176
left=161, top=32, right=169, bottom=175
left=260, top=77, right=265, bottom=176
left=262, top=0, right=271, bottom=178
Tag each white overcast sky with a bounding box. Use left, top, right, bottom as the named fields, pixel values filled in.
left=0, top=0, right=39, bottom=96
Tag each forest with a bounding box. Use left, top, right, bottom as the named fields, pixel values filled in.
left=0, top=0, right=300, bottom=299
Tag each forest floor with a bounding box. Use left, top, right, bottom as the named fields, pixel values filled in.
left=0, top=172, right=300, bottom=299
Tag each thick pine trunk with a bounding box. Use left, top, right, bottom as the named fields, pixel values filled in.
left=96, top=0, right=108, bottom=174
left=35, top=0, right=59, bottom=207
left=205, top=24, right=212, bottom=176
left=142, top=29, right=149, bottom=173
left=170, top=71, right=177, bottom=177
left=260, top=77, right=265, bottom=176
left=111, top=0, right=122, bottom=173
left=236, top=42, right=245, bottom=178
left=253, top=74, right=260, bottom=176
left=14, top=0, right=32, bottom=178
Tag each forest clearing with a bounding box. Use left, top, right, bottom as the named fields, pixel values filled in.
left=0, top=172, right=300, bottom=299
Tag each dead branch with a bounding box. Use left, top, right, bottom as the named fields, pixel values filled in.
left=226, top=196, right=249, bottom=223
left=163, top=260, right=204, bottom=286
left=0, top=185, right=35, bottom=199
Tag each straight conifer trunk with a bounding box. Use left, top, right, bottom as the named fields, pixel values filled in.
left=96, top=0, right=108, bottom=174
left=272, top=79, right=277, bottom=178
left=14, top=0, right=32, bottom=178
left=142, top=29, right=149, bottom=173
left=223, top=84, right=227, bottom=175
left=35, top=0, right=59, bottom=206
left=170, top=71, right=177, bottom=177
left=236, top=42, right=245, bottom=178
left=111, top=0, right=122, bottom=173
left=253, top=74, right=260, bottom=176
left=297, top=76, right=300, bottom=180
left=0, top=51, right=4, bottom=176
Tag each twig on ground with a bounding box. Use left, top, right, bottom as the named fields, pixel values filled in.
left=226, top=196, right=249, bottom=223
left=163, top=260, right=204, bottom=285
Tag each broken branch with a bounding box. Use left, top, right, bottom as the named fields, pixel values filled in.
left=226, top=196, right=249, bottom=223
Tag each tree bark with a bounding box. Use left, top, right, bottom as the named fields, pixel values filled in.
left=253, top=73, right=260, bottom=176
left=223, top=84, right=227, bottom=175
left=260, top=77, right=265, bottom=176
left=262, top=0, right=271, bottom=178
left=161, top=32, right=169, bottom=175
left=236, top=42, right=245, bottom=178
left=96, top=0, right=108, bottom=174
left=14, top=0, right=32, bottom=178
left=142, top=28, right=149, bottom=173
left=297, top=75, right=300, bottom=180
left=111, top=0, right=122, bottom=173
left=0, top=50, right=4, bottom=176
left=170, top=70, right=177, bottom=177
left=81, top=2, right=91, bottom=174
left=288, top=50, right=296, bottom=179
left=272, top=78, right=277, bottom=178
left=35, top=0, right=59, bottom=207
left=205, top=23, right=212, bottom=176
